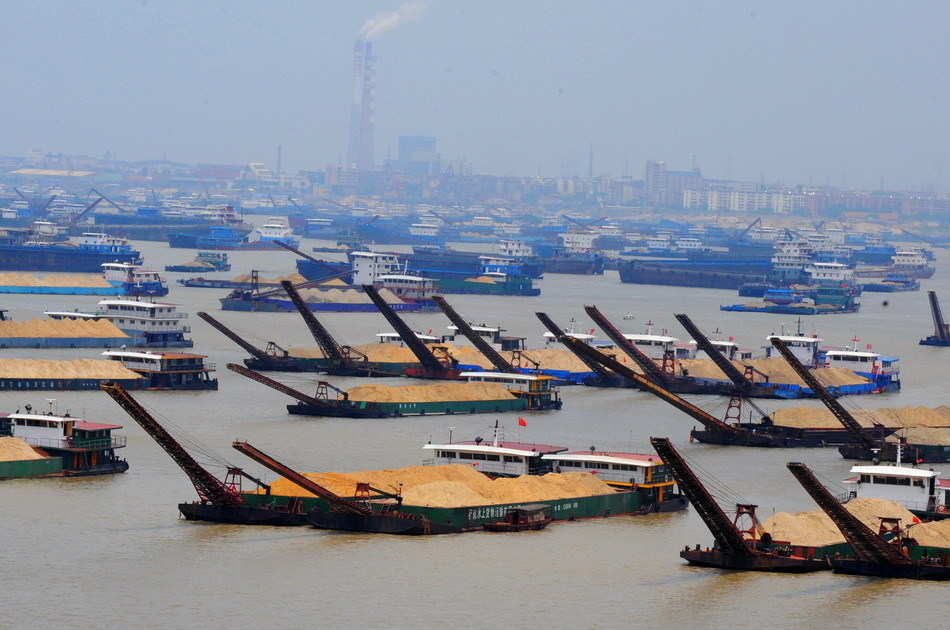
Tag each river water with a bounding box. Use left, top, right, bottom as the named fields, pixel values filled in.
left=2, top=238, right=948, bottom=629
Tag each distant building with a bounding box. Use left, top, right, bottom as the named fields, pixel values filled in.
left=346, top=39, right=376, bottom=173
left=398, top=136, right=440, bottom=175
left=645, top=160, right=667, bottom=203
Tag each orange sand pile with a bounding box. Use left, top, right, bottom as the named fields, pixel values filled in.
left=0, top=318, right=128, bottom=339
left=0, top=272, right=112, bottom=287
left=0, top=436, right=46, bottom=462
left=772, top=405, right=950, bottom=432
left=0, top=359, right=141, bottom=379
left=906, top=519, right=950, bottom=548
left=262, top=463, right=616, bottom=507
left=677, top=356, right=869, bottom=387
left=344, top=381, right=516, bottom=403
left=758, top=498, right=916, bottom=547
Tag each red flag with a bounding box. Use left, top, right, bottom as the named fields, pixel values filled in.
left=518, top=417, right=527, bottom=427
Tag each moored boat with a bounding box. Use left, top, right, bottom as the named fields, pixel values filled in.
left=0, top=231, right=141, bottom=272
left=46, top=297, right=194, bottom=348
left=101, top=262, right=169, bottom=297
left=101, top=350, right=217, bottom=390
left=482, top=504, right=553, bottom=532
left=0, top=402, right=129, bottom=478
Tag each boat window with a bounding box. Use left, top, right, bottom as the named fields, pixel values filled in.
left=485, top=454, right=500, bottom=462
left=438, top=451, right=456, bottom=458
left=502, top=456, right=521, bottom=463
left=897, top=477, right=910, bottom=486
left=459, top=452, right=473, bottom=459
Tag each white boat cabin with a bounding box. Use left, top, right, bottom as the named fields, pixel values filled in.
left=4, top=410, right=122, bottom=450
left=373, top=274, right=435, bottom=301
left=764, top=334, right=822, bottom=367
left=460, top=371, right=559, bottom=395
left=846, top=463, right=947, bottom=515
left=375, top=331, right=440, bottom=345
left=350, top=251, right=402, bottom=285
left=442, top=323, right=526, bottom=352
left=541, top=451, right=671, bottom=488
left=422, top=438, right=567, bottom=477
left=823, top=348, right=900, bottom=378
left=622, top=333, right=681, bottom=360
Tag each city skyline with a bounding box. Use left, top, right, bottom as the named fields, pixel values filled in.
left=3, top=1, right=949, bottom=191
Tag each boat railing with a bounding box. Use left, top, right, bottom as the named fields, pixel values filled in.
left=21, top=435, right=126, bottom=450
left=119, top=362, right=215, bottom=373
left=421, top=458, right=435, bottom=466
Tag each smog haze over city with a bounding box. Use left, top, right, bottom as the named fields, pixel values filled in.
left=3, top=0, right=949, bottom=191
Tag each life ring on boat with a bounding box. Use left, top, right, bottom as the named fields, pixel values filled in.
left=937, top=505, right=948, bottom=514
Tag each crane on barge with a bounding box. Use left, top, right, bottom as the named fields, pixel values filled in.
left=584, top=306, right=696, bottom=394
left=279, top=280, right=401, bottom=377
left=99, top=382, right=306, bottom=525
left=552, top=333, right=794, bottom=446
left=225, top=363, right=389, bottom=417
left=535, top=311, right=633, bottom=388
left=673, top=312, right=779, bottom=398
left=231, top=441, right=460, bottom=535
left=921, top=291, right=950, bottom=346
left=197, top=311, right=318, bottom=372
left=787, top=461, right=950, bottom=579
left=768, top=337, right=917, bottom=462
left=432, top=295, right=517, bottom=374
left=363, top=284, right=463, bottom=379
left=650, top=437, right=828, bottom=572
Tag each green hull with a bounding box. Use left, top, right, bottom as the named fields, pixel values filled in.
left=368, top=398, right=527, bottom=416
left=241, top=490, right=646, bottom=529
left=0, top=457, right=63, bottom=479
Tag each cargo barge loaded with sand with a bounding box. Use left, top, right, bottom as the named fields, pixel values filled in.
left=227, top=363, right=561, bottom=417
left=0, top=402, right=128, bottom=478
left=46, top=297, right=194, bottom=348
left=100, top=382, right=684, bottom=531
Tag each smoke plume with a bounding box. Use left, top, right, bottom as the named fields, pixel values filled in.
left=358, top=2, right=426, bottom=40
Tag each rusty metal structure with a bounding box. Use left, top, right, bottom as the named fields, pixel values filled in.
left=651, top=437, right=827, bottom=572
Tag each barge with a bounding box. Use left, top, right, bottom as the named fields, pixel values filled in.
left=0, top=231, right=141, bottom=272
left=46, top=297, right=194, bottom=348
left=618, top=259, right=771, bottom=290
left=101, top=350, right=218, bottom=390
left=0, top=402, right=128, bottom=478
left=101, top=262, right=169, bottom=297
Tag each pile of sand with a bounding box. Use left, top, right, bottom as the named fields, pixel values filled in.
left=677, top=356, right=869, bottom=387
left=0, top=359, right=141, bottom=379
left=906, top=519, right=950, bottom=548
left=262, top=463, right=615, bottom=507
left=284, top=341, right=616, bottom=373
left=465, top=276, right=498, bottom=284
left=345, top=381, right=516, bottom=403
left=0, top=318, right=128, bottom=339
left=758, top=497, right=917, bottom=547
left=772, top=405, right=950, bottom=432
left=0, top=436, right=46, bottom=462
left=0, top=272, right=112, bottom=287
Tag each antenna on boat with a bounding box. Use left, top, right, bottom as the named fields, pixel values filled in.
left=447, top=426, right=455, bottom=444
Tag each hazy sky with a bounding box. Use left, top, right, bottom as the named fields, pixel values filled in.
left=3, top=1, right=949, bottom=191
